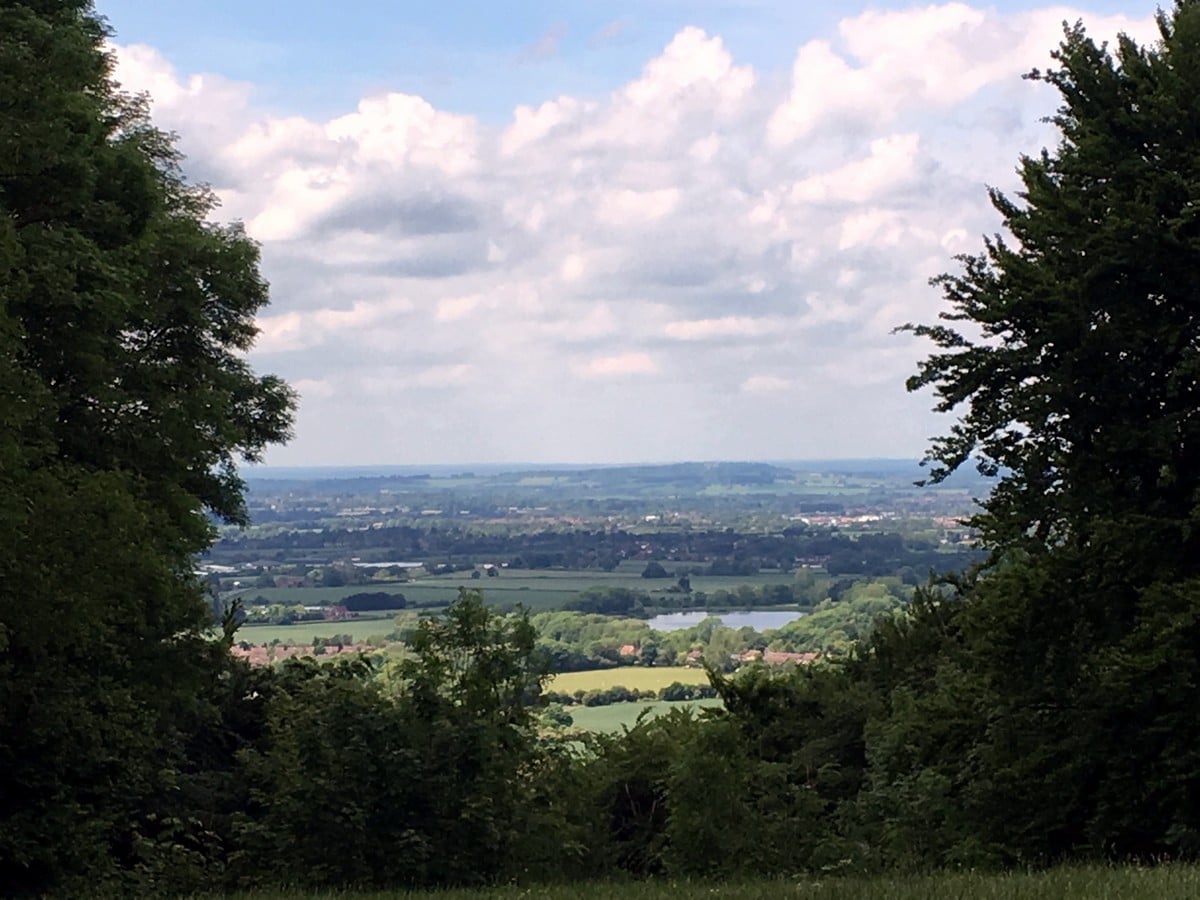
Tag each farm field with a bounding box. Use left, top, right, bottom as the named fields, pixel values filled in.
left=236, top=616, right=399, bottom=645
left=231, top=863, right=1200, bottom=899
left=549, top=666, right=711, bottom=693
left=240, top=568, right=800, bottom=612
left=569, top=698, right=723, bottom=732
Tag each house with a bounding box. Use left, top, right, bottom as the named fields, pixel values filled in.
left=618, top=643, right=638, bottom=657
left=762, top=650, right=820, bottom=666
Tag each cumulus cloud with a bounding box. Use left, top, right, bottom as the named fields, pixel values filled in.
left=665, top=317, right=778, bottom=341
left=741, top=375, right=792, bottom=394
left=575, top=352, right=659, bottom=378
left=110, top=4, right=1157, bottom=464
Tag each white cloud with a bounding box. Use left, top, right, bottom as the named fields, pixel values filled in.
left=767, top=4, right=1157, bottom=145
left=790, top=134, right=921, bottom=205
left=435, top=294, right=482, bottom=322
left=575, top=352, right=658, bottom=378
left=109, top=3, right=1159, bottom=464
left=501, top=97, right=587, bottom=156
left=595, top=188, right=680, bottom=225
left=741, top=375, right=791, bottom=394
left=415, top=364, right=476, bottom=387
left=665, top=317, right=777, bottom=341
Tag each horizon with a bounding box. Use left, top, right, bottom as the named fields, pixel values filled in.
left=241, top=456, right=970, bottom=482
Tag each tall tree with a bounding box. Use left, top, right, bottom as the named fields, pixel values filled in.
left=903, top=1, right=1200, bottom=573
left=0, top=1, right=294, bottom=892
left=898, top=0, right=1200, bottom=861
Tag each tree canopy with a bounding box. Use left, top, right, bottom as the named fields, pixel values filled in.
left=902, top=2, right=1200, bottom=573
left=893, top=0, right=1200, bottom=862
left=0, top=1, right=294, bottom=892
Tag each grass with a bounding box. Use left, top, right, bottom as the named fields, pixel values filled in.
left=568, top=698, right=723, bottom=732
left=225, top=863, right=1200, bottom=898
left=235, top=617, right=401, bottom=645
left=549, top=666, right=711, bottom=693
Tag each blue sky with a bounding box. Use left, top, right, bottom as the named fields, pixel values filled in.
left=97, top=1, right=846, bottom=120
left=97, top=0, right=1149, bottom=120
left=96, top=0, right=1161, bottom=466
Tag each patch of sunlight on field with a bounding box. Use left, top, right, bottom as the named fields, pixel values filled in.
left=549, top=666, right=710, bottom=693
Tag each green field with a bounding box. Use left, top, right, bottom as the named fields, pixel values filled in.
left=398, top=570, right=645, bottom=611
left=568, top=698, right=723, bottom=732
left=235, top=616, right=400, bottom=645
left=232, top=864, right=1200, bottom=898
left=241, top=568, right=799, bottom=613
left=549, top=666, right=711, bottom=693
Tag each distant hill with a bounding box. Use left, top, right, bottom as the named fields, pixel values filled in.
left=243, top=459, right=993, bottom=501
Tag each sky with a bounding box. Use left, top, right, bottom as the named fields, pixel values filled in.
left=95, top=0, right=1161, bottom=467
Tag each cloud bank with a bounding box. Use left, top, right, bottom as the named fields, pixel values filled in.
left=111, top=4, right=1155, bottom=465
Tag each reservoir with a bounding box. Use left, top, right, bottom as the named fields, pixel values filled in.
left=646, top=610, right=803, bottom=632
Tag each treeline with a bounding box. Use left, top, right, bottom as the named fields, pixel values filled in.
left=241, top=592, right=409, bottom=625
left=214, top=523, right=980, bottom=577
left=543, top=681, right=718, bottom=708
left=558, top=574, right=906, bottom=616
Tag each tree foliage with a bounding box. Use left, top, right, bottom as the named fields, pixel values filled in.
left=891, top=0, right=1200, bottom=863
left=901, top=3, right=1200, bottom=567
left=0, top=2, right=293, bottom=892
left=234, top=591, right=557, bottom=890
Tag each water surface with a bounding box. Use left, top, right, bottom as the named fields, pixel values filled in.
left=646, top=610, right=803, bottom=632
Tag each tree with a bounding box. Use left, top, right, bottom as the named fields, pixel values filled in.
left=898, top=2, right=1200, bottom=861
left=641, top=561, right=670, bottom=579
left=237, top=592, right=552, bottom=890
left=0, top=2, right=294, bottom=892
left=902, top=2, right=1200, bottom=573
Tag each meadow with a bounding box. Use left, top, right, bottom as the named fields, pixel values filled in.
left=236, top=616, right=398, bottom=645
left=229, top=864, right=1200, bottom=899
left=568, top=698, right=723, bottom=732
left=548, top=666, right=711, bottom=693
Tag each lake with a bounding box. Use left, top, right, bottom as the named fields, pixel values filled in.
left=646, top=610, right=804, bottom=632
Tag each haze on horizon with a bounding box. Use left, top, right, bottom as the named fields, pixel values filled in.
left=96, top=0, right=1159, bottom=468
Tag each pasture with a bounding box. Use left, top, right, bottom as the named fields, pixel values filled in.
left=569, top=698, right=723, bottom=733
left=235, top=616, right=400, bottom=645
left=549, top=666, right=711, bottom=693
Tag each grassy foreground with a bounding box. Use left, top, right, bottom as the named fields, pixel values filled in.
left=229, top=864, right=1200, bottom=899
